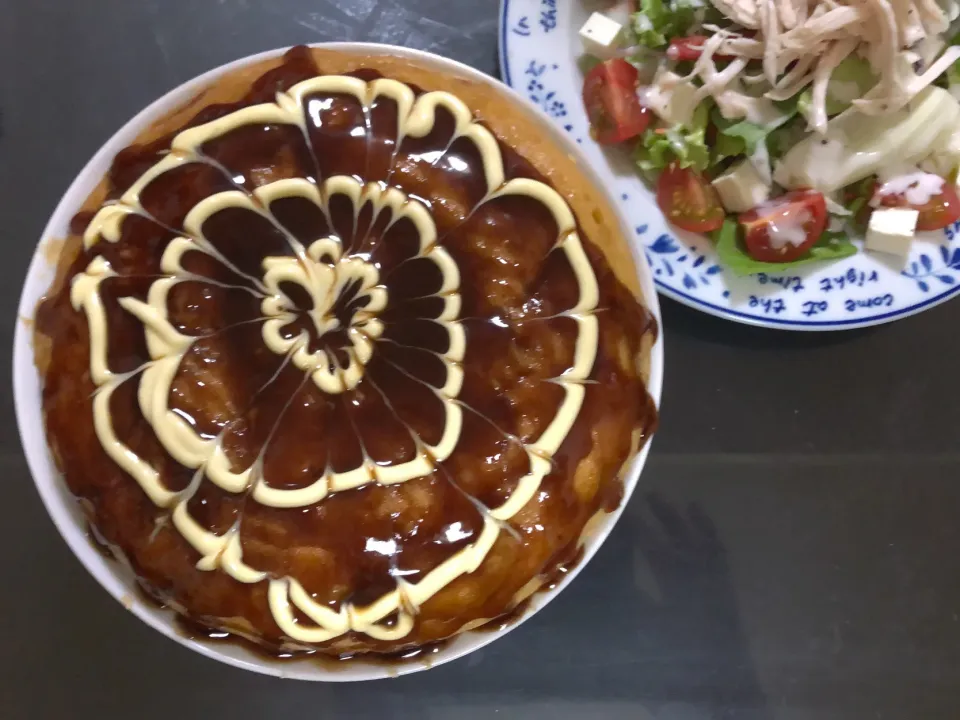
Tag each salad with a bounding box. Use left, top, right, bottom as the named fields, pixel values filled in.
left=578, top=0, right=960, bottom=274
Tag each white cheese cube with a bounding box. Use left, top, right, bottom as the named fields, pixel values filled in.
left=865, top=208, right=919, bottom=257
left=711, top=161, right=771, bottom=213
left=579, top=13, right=625, bottom=60
left=638, top=71, right=701, bottom=127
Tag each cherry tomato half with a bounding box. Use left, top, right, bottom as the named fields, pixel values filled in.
left=583, top=58, right=650, bottom=144
left=656, top=164, right=726, bottom=233
left=666, top=36, right=739, bottom=62
left=667, top=36, right=708, bottom=62
left=874, top=176, right=960, bottom=231
left=738, top=189, right=827, bottom=263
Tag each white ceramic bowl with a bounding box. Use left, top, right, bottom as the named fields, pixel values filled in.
left=13, top=42, right=664, bottom=681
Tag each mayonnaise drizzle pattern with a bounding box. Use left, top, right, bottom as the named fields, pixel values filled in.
left=73, top=74, right=601, bottom=643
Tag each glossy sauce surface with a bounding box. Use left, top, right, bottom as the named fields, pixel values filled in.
left=37, top=46, right=658, bottom=656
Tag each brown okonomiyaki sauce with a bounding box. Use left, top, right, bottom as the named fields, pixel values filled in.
left=172, top=614, right=451, bottom=671
left=36, top=45, right=659, bottom=663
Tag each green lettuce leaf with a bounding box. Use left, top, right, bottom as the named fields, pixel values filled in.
left=635, top=100, right=711, bottom=174
left=946, top=31, right=960, bottom=87
left=720, top=120, right=770, bottom=155
left=842, top=176, right=876, bottom=219
left=949, top=58, right=960, bottom=87
left=715, top=117, right=768, bottom=155
left=578, top=54, right=602, bottom=75
left=630, top=0, right=702, bottom=50
left=710, top=104, right=797, bottom=165
left=713, top=130, right=745, bottom=165
left=766, top=117, right=807, bottom=161
left=797, top=55, right=876, bottom=119
left=713, top=218, right=858, bottom=276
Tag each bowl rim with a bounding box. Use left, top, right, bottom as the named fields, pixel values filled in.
left=13, top=41, right=664, bottom=682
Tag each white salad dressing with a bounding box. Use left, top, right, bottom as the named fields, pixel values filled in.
left=765, top=209, right=812, bottom=249
left=824, top=194, right=852, bottom=216
left=638, top=70, right=700, bottom=126
left=875, top=169, right=945, bottom=205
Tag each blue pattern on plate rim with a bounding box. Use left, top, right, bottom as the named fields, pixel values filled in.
left=499, top=0, right=960, bottom=329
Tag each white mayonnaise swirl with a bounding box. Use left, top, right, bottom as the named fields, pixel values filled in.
left=75, top=74, right=602, bottom=644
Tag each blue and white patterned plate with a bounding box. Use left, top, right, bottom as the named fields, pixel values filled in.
left=499, top=0, right=960, bottom=330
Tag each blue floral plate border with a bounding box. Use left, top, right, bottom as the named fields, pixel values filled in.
left=499, top=0, right=960, bottom=330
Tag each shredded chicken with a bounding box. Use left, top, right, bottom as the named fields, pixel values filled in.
left=685, top=31, right=752, bottom=103
left=809, top=38, right=859, bottom=131
left=671, top=0, right=960, bottom=132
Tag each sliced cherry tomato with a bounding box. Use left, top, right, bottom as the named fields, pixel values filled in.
left=667, top=36, right=709, bottom=62
left=873, top=176, right=960, bottom=231
left=656, top=164, right=725, bottom=233
left=583, top=59, right=650, bottom=144
left=738, top=189, right=827, bottom=263
left=666, top=36, right=737, bottom=62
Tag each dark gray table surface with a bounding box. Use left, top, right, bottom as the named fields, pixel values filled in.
left=3, top=1, right=960, bottom=718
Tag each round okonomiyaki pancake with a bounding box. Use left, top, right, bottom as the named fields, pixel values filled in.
left=35, top=45, right=659, bottom=657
